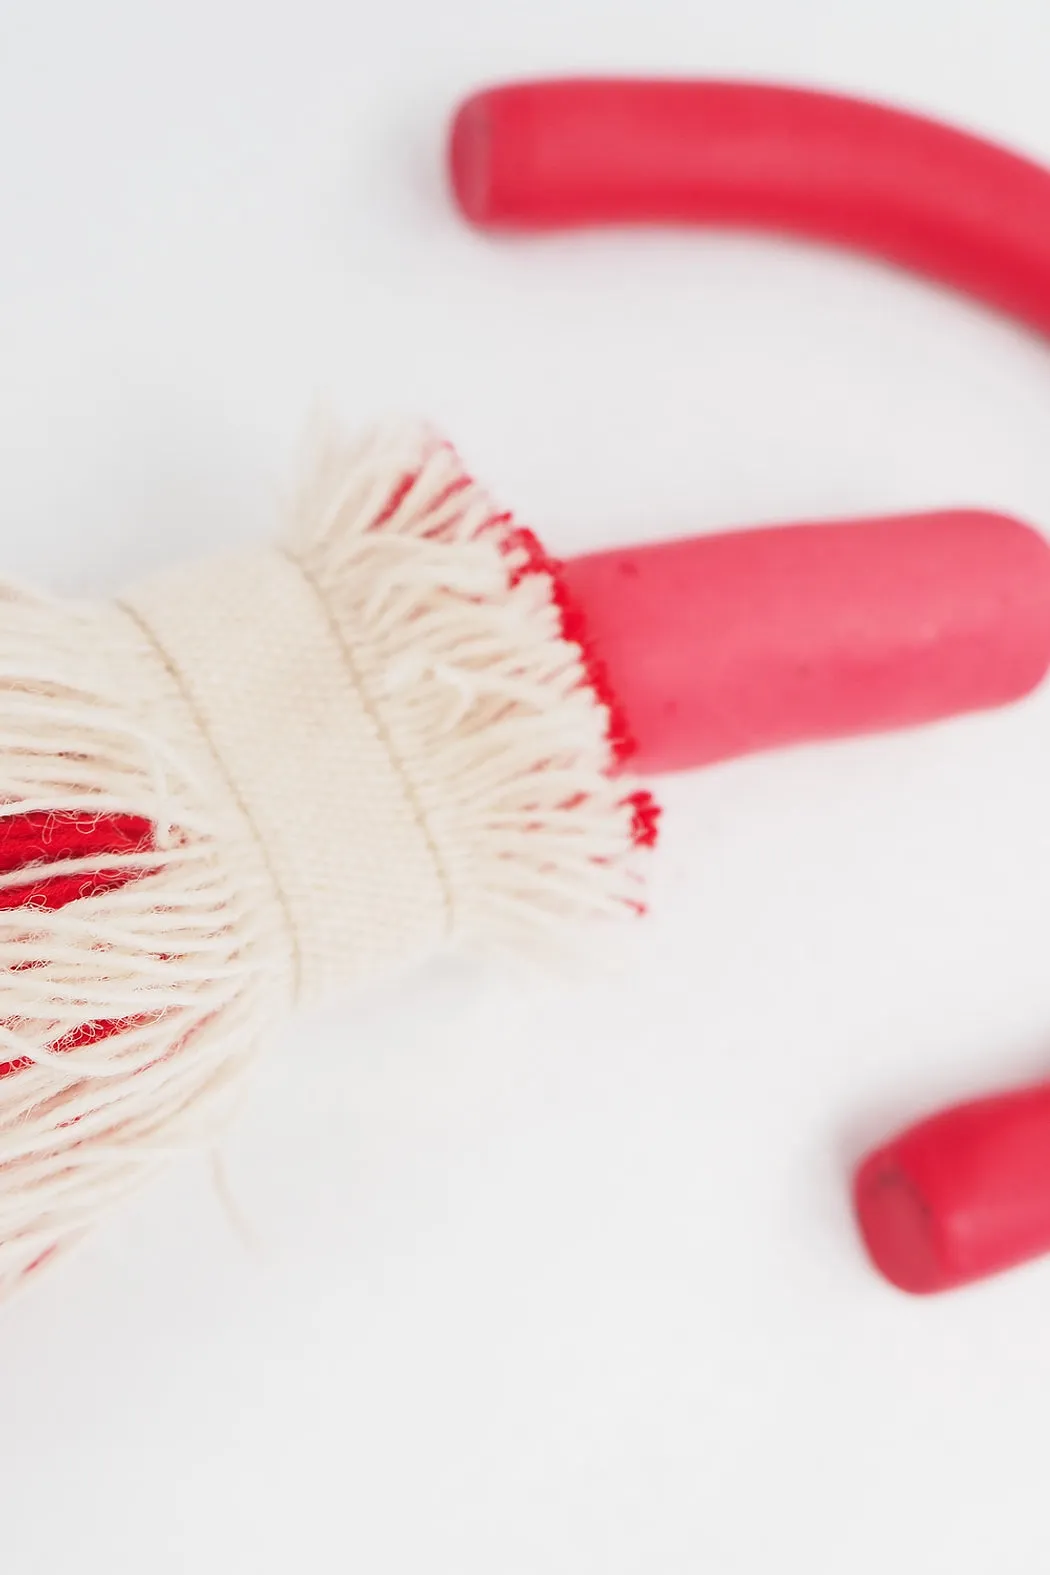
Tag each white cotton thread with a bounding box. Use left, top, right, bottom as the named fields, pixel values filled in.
left=0, top=425, right=651, bottom=1297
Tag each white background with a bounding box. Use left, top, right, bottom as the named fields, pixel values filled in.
left=3, top=1, right=1050, bottom=1570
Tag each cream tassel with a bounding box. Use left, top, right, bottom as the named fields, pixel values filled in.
left=0, top=427, right=654, bottom=1296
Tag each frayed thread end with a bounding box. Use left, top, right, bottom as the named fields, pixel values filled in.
left=287, top=425, right=659, bottom=950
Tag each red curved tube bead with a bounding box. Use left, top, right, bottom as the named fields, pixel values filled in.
left=450, top=79, right=1050, bottom=339
left=855, top=1081, right=1050, bottom=1294
left=565, top=509, right=1050, bottom=775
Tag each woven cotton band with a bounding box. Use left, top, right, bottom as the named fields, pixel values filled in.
left=119, top=548, right=448, bottom=1006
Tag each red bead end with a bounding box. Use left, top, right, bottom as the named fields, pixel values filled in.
left=854, top=1082, right=1050, bottom=1294
left=449, top=93, right=496, bottom=225
left=853, top=1151, right=949, bottom=1295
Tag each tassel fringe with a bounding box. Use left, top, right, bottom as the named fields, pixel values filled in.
left=0, top=426, right=656, bottom=1296
left=288, top=426, right=656, bottom=948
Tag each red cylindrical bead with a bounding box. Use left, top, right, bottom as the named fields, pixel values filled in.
left=855, top=1082, right=1050, bottom=1293
left=563, top=509, right=1050, bottom=775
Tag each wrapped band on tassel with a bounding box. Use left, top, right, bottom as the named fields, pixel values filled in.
left=0, top=428, right=654, bottom=1295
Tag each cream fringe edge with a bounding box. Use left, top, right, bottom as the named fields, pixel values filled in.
left=0, top=425, right=657, bottom=1298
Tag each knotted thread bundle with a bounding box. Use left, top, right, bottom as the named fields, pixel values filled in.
left=0, top=428, right=654, bottom=1295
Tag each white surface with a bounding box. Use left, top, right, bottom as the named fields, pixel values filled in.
left=3, top=2, right=1050, bottom=1570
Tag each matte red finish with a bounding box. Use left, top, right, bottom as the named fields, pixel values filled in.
left=453, top=80, right=1050, bottom=772
left=855, top=1082, right=1050, bottom=1293
left=453, top=77, right=1050, bottom=1295
left=563, top=510, right=1050, bottom=774
left=450, top=79, right=1050, bottom=339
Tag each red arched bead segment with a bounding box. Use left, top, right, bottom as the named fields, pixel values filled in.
left=450, top=79, right=1050, bottom=340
